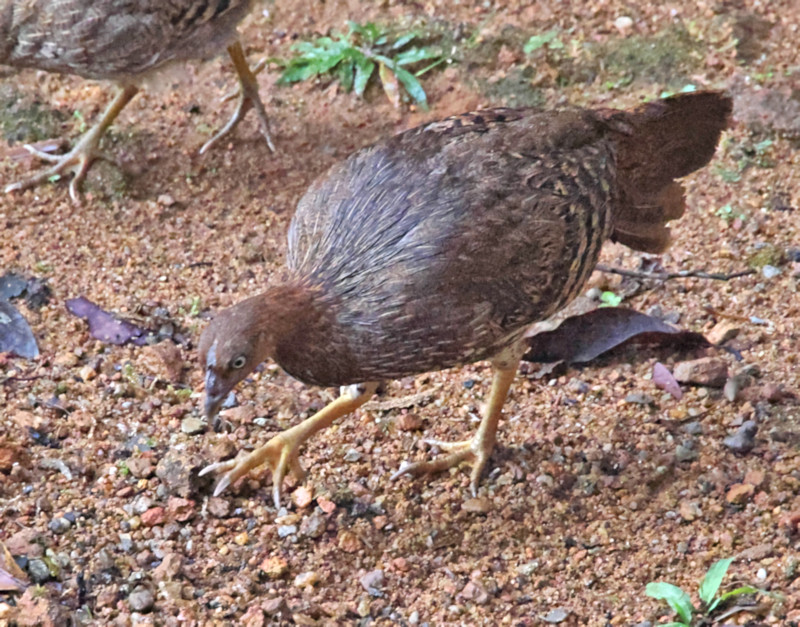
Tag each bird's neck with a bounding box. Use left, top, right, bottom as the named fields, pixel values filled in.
left=243, top=281, right=322, bottom=354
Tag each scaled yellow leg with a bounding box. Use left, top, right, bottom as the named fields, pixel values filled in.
left=5, top=84, right=139, bottom=204
left=199, top=40, right=274, bottom=154
left=392, top=362, right=519, bottom=495
left=201, top=382, right=378, bottom=508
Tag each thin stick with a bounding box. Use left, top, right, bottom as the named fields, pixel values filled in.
left=596, top=265, right=756, bottom=282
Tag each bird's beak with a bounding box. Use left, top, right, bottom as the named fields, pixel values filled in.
left=203, top=369, right=228, bottom=422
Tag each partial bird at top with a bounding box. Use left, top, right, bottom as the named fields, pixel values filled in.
left=1, top=0, right=274, bottom=203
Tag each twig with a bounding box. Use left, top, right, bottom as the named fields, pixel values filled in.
left=596, top=265, right=756, bottom=282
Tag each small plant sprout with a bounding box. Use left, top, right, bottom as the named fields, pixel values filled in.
left=277, top=21, right=446, bottom=109
left=523, top=29, right=565, bottom=54
left=599, top=290, right=623, bottom=307
left=646, top=558, right=760, bottom=626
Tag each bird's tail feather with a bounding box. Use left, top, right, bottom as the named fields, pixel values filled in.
left=605, top=91, right=733, bottom=253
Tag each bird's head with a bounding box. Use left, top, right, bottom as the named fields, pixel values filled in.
left=198, top=296, right=276, bottom=421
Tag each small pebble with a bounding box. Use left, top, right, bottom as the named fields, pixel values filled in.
left=128, top=585, right=155, bottom=613
left=300, top=512, right=326, bottom=538
left=675, top=444, right=698, bottom=463
left=360, top=569, right=384, bottom=596
left=462, top=497, right=492, bottom=513
left=723, top=420, right=758, bottom=454
left=132, top=496, right=154, bottom=515
left=761, top=264, right=781, bottom=279
left=260, top=556, right=289, bottom=579
left=293, top=571, right=319, bottom=587
left=544, top=608, right=569, bottom=623
left=277, top=525, right=297, bottom=538
left=726, top=483, right=754, bottom=505
left=344, top=448, right=362, bottom=462
left=614, top=15, right=633, bottom=33
left=119, top=533, right=134, bottom=553
left=673, top=357, right=728, bottom=387
left=27, top=558, right=52, bottom=583
left=396, top=413, right=423, bottom=431
left=291, top=485, right=314, bottom=509
left=141, top=507, right=166, bottom=527
left=47, top=516, right=72, bottom=535
left=625, top=392, right=654, bottom=405
left=682, top=421, right=703, bottom=435
left=180, top=417, right=206, bottom=435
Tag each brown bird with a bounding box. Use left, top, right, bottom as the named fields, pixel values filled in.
left=1, top=0, right=273, bottom=202
left=198, top=91, right=732, bottom=508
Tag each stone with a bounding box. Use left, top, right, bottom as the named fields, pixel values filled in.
left=673, top=357, right=728, bottom=387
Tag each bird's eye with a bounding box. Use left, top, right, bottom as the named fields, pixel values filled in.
left=231, top=356, right=247, bottom=369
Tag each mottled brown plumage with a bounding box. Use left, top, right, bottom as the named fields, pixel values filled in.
left=1, top=0, right=273, bottom=202
left=198, top=91, right=732, bottom=508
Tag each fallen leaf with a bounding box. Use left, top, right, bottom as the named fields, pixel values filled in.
left=66, top=296, right=151, bottom=346
left=0, top=273, right=51, bottom=309
left=523, top=307, right=708, bottom=364
left=0, top=540, right=29, bottom=592
left=0, top=299, right=39, bottom=359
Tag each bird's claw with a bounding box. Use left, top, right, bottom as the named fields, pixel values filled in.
left=199, top=433, right=306, bottom=509
left=4, top=140, right=115, bottom=204
left=391, top=437, right=491, bottom=496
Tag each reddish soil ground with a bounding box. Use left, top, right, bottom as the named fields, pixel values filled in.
left=1, top=1, right=799, bottom=625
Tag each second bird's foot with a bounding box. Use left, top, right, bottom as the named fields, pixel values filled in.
left=199, top=50, right=274, bottom=154
left=199, top=432, right=306, bottom=509
left=5, top=141, right=105, bottom=204
left=391, top=435, right=495, bottom=496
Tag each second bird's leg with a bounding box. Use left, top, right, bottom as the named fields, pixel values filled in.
left=5, top=84, right=139, bottom=204
left=392, top=362, right=519, bottom=495
left=200, top=381, right=378, bottom=508
left=199, top=40, right=274, bottom=154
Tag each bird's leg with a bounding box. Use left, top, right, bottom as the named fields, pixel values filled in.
left=5, top=84, right=139, bottom=205
left=199, top=40, right=274, bottom=154
left=392, top=361, right=519, bottom=496
left=200, top=381, right=378, bottom=508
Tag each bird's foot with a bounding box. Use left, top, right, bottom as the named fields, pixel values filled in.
left=4, top=137, right=107, bottom=205
left=4, top=84, right=137, bottom=205
left=391, top=434, right=495, bottom=497
left=199, top=43, right=274, bottom=154
left=200, top=432, right=306, bottom=509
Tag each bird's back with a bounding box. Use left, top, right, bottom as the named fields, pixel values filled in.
left=280, top=93, right=731, bottom=386
left=0, top=0, right=252, bottom=79
left=284, top=108, right=620, bottom=384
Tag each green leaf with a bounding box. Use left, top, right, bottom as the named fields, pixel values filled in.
left=707, top=585, right=759, bottom=613
left=353, top=58, right=376, bottom=97
left=599, top=291, right=622, bottom=307
left=392, top=32, right=417, bottom=50
left=348, top=21, right=381, bottom=44
left=524, top=30, right=559, bottom=54
left=278, top=62, right=318, bottom=84
left=646, top=582, right=694, bottom=624
left=394, top=46, right=442, bottom=66
left=337, top=59, right=355, bottom=92
left=699, top=558, right=733, bottom=605
left=393, top=65, right=429, bottom=108
left=415, top=57, right=447, bottom=77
